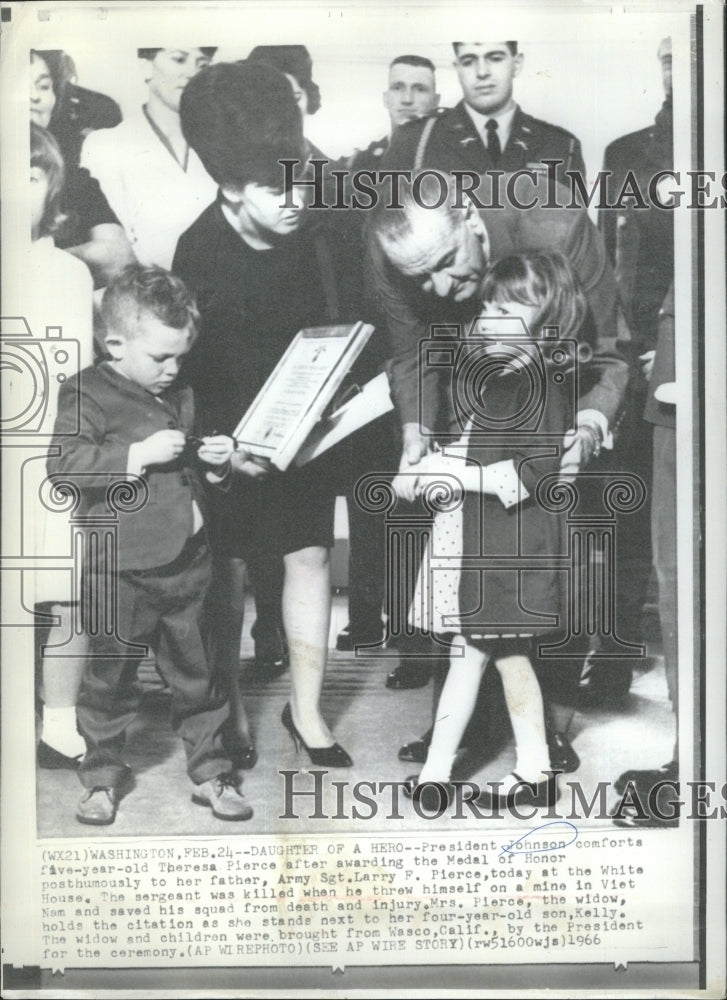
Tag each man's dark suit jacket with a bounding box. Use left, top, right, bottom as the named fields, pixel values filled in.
left=49, top=363, right=209, bottom=571
left=368, top=172, right=630, bottom=435
left=643, top=284, right=675, bottom=431
left=381, top=102, right=586, bottom=185
left=598, top=100, right=673, bottom=357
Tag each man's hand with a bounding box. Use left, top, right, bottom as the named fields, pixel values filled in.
left=400, top=422, right=431, bottom=468
left=560, top=425, right=600, bottom=481
left=393, top=423, right=432, bottom=501
left=639, top=350, right=656, bottom=381
left=230, top=447, right=271, bottom=478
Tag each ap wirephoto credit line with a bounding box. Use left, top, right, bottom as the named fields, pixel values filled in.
left=1, top=1, right=725, bottom=997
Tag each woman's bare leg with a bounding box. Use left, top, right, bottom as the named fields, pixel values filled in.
left=283, top=545, right=332, bottom=747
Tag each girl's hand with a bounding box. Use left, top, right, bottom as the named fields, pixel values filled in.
left=413, top=453, right=466, bottom=499
left=197, top=435, right=235, bottom=466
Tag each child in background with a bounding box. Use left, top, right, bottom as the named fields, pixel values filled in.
left=403, top=252, right=588, bottom=807
left=19, top=124, right=94, bottom=767
left=49, top=264, right=250, bottom=825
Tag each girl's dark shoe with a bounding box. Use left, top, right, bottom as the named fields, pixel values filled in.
left=480, top=771, right=559, bottom=810
left=402, top=774, right=455, bottom=811
left=281, top=703, right=353, bottom=768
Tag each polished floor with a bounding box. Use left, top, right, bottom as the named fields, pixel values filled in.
left=36, top=594, right=676, bottom=838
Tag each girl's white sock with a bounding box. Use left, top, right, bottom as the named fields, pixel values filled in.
left=418, top=751, right=458, bottom=785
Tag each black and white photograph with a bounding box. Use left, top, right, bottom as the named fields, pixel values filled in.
left=1, top=1, right=724, bottom=996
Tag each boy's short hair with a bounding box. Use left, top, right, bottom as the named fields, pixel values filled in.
left=102, top=264, right=200, bottom=342
left=30, top=122, right=67, bottom=238
left=390, top=54, right=436, bottom=74
left=137, top=47, right=217, bottom=61
left=179, top=60, right=305, bottom=190
left=452, top=41, right=518, bottom=56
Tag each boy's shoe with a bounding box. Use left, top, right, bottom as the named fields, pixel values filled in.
left=76, top=786, right=119, bottom=825
left=192, top=773, right=253, bottom=821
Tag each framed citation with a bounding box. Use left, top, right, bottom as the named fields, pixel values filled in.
left=232, top=322, right=374, bottom=470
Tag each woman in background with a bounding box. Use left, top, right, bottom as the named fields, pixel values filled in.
left=30, top=50, right=133, bottom=287
left=29, top=48, right=121, bottom=169
left=81, top=47, right=218, bottom=269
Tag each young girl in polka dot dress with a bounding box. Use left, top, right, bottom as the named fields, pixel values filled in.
left=406, top=251, right=590, bottom=806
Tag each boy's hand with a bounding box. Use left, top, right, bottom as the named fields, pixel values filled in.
left=231, top=447, right=271, bottom=478
left=135, top=429, right=186, bottom=468
left=197, top=435, right=235, bottom=466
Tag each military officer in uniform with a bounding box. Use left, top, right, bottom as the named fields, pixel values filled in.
left=344, top=54, right=440, bottom=174
left=582, top=38, right=674, bottom=700
left=380, top=41, right=585, bottom=184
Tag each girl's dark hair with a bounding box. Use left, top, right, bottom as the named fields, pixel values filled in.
left=480, top=251, right=587, bottom=342
left=30, top=122, right=67, bottom=238
left=179, top=61, right=305, bottom=189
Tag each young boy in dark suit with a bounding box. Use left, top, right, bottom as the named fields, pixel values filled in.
left=49, top=264, right=252, bottom=825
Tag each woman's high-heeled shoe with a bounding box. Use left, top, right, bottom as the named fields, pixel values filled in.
left=281, top=703, right=353, bottom=768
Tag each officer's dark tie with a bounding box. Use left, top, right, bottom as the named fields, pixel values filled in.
left=485, top=118, right=501, bottom=165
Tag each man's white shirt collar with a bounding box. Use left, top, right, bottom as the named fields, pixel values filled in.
left=464, top=101, right=518, bottom=152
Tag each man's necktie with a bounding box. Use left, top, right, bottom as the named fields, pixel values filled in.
left=485, top=118, right=501, bottom=165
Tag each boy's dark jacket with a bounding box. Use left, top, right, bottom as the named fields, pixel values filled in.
left=49, top=362, right=211, bottom=572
